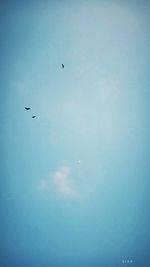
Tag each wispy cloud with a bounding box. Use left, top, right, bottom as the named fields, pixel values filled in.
left=53, top=166, right=77, bottom=197
left=39, top=165, right=78, bottom=198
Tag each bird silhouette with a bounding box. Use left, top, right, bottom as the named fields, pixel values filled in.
left=32, top=116, right=36, bottom=119
left=62, top=64, right=64, bottom=68
left=25, top=107, right=31, bottom=110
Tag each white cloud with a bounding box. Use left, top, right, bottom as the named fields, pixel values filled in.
left=53, top=166, right=77, bottom=197
left=39, top=165, right=78, bottom=198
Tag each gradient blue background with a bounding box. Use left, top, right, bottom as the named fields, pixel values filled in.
left=0, top=1, right=150, bottom=266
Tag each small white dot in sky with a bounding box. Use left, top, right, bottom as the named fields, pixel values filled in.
left=77, top=160, right=81, bottom=164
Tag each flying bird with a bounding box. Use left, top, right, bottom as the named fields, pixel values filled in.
left=25, top=107, right=31, bottom=110
left=62, top=64, right=64, bottom=68
left=32, top=116, right=36, bottom=119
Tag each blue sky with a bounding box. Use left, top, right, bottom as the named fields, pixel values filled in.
left=0, top=1, right=150, bottom=266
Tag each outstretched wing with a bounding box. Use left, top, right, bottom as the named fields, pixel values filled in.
left=32, top=116, right=36, bottom=118
left=25, top=107, right=31, bottom=110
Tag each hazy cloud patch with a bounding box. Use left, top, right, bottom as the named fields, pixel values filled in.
left=39, top=165, right=78, bottom=198
left=53, top=166, right=77, bottom=197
